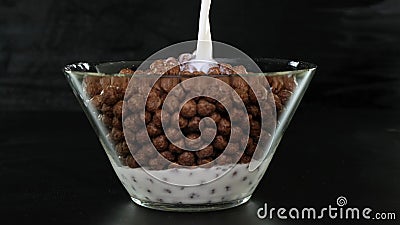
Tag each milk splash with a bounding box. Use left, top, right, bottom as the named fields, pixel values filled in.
left=180, top=0, right=217, bottom=73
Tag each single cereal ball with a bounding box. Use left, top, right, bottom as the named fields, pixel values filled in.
left=236, top=114, right=252, bottom=132
left=110, top=128, right=124, bottom=142
left=168, top=141, right=184, bottom=154
left=163, top=95, right=180, bottom=114
left=230, top=108, right=246, bottom=123
left=268, top=76, right=284, bottom=94
left=124, top=114, right=140, bottom=130
left=171, top=84, right=186, bottom=100
left=113, top=101, right=123, bottom=119
left=125, top=95, right=145, bottom=113
left=160, top=151, right=175, bottom=162
left=101, top=104, right=113, bottom=117
left=120, top=155, right=128, bottom=166
left=232, top=65, right=248, bottom=75
left=201, top=127, right=216, bottom=142
left=273, top=94, right=283, bottom=112
left=140, top=144, right=156, bottom=157
left=116, top=141, right=130, bottom=156
left=215, top=97, right=232, bottom=113
left=179, top=70, right=192, bottom=76
left=124, top=128, right=136, bottom=145
left=230, top=126, right=243, bottom=143
left=112, top=116, right=122, bottom=130
left=146, top=90, right=162, bottom=112
left=177, top=151, right=195, bottom=166
left=210, top=111, right=221, bottom=123
left=219, top=63, right=234, bottom=75
left=179, top=114, right=188, bottom=129
left=165, top=127, right=181, bottom=142
left=283, top=75, right=297, bottom=92
left=126, top=155, right=139, bottom=168
left=207, top=66, right=221, bottom=75
left=250, top=119, right=261, bottom=137
left=196, top=145, right=214, bottom=159
left=197, top=99, right=216, bottom=117
left=248, top=89, right=257, bottom=104
left=242, top=137, right=253, bottom=151
left=135, top=129, right=148, bottom=145
left=111, top=76, right=129, bottom=93
left=102, top=86, right=121, bottom=106
left=245, top=140, right=257, bottom=156
left=152, top=135, right=169, bottom=151
left=165, top=65, right=180, bottom=75
left=165, top=57, right=179, bottom=67
left=101, top=114, right=113, bottom=128
left=192, top=71, right=206, bottom=76
left=187, top=116, right=201, bottom=132
left=213, top=135, right=228, bottom=150
left=147, top=123, right=162, bottom=137
left=90, top=95, right=103, bottom=110
left=100, top=77, right=111, bottom=89
left=160, top=77, right=179, bottom=92
left=197, top=157, right=213, bottom=165
left=218, top=118, right=231, bottom=136
left=148, top=157, right=165, bottom=170
left=247, top=105, right=261, bottom=118
left=203, top=96, right=217, bottom=104
left=152, top=109, right=170, bottom=128
left=150, top=59, right=167, bottom=74
left=240, top=154, right=252, bottom=164
left=278, top=89, right=292, bottom=104
left=180, top=99, right=197, bottom=118
left=133, top=151, right=148, bottom=165
left=216, top=76, right=231, bottom=86
left=83, top=76, right=101, bottom=98
left=119, top=68, right=134, bottom=75
left=235, top=89, right=249, bottom=104
left=231, top=76, right=249, bottom=90
left=216, top=154, right=233, bottom=165
left=152, top=79, right=162, bottom=92
left=167, top=162, right=180, bottom=169
left=224, top=140, right=240, bottom=153
left=144, top=111, right=152, bottom=124
left=185, top=133, right=203, bottom=150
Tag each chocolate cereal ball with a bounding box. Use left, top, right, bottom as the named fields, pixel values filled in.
left=213, top=135, right=228, bottom=150
left=195, top=145, right=214, bottom=159
left=180, top=99, right=197, bottom=118
left=218, top=118, right=231, bottom=136
left=169, top=141, right=184, bottom=154
left=126, top=155, right=139, bottom=168
left=197, top=99, right=216, bottom=116
left=152, top=135, right=169, bottom=152
left=102, top=86, right=121, bottom=106
left=160, top=151, right=175, bottom=162
left=177, top=152, right=196, bottom=166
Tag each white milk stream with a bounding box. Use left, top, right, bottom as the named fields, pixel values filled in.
left=195, top=0, right=213, bottom=61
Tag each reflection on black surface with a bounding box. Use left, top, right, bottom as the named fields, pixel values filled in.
left=99, top=200, right=279, bottom=225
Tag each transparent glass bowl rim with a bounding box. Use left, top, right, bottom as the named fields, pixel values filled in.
left=63, top=58, right=317, bottom=76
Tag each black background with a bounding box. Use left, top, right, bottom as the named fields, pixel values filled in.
left=0, top=0, right=399, bottom=224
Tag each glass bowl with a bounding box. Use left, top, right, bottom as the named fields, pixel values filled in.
left=64, top=58, right=316, bottom=211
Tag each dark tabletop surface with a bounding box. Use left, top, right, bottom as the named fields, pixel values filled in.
left=1, top=0, right=400, bottom=224
left=1, top=106, right=399, bottom=225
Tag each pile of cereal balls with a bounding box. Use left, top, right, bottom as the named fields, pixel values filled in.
left=83, top=58, right=297, bottom=169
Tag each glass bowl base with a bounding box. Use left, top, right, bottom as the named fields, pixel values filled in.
left=130, top=195, right=252, bottom=212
